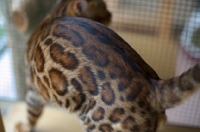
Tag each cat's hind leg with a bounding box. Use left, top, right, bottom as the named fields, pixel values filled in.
left=15, top=88, right=44, bottom=132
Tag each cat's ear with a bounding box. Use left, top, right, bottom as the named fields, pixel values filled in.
left=73, top=0, right=83, bottom=16
left=73, top=0, right=89, bottom=16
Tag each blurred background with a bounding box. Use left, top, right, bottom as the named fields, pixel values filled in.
left=0, top=0, right=200, bottom=131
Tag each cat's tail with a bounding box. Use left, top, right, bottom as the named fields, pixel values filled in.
left=154, top=62, right=200, bottom=109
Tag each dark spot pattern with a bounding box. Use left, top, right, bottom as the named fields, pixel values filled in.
left=64, top=18, right=113, bottom=46
left=87, top=124, right=96, bottom=131
left=118, top=78, right=131, bottom=92
left=53, top=24, right=85, bottom=47
left=126, top=82, right=143, bottom=101
left=130, top=107, right=136, bottom=113
left=114, top=47, right=140, bottom=72
left=122, top=116, right=136, bottom=129
left=122, top=116, right=135, bottom=129
left=70, top=29, right=85, bottom=47
left=49, top=68, right=68, bottom=96
left=146, top=118, right=151, bottom=127
left=101, top=82, right=115, bottom=105
left=92, top=107, right=105, bottom=121
left=76, top=20, right=99, bottom=35
left=65, top=99, right=70, bottom=108
left=44, top=38, right=53, bottom=45
left=82, top=45, right=109, bottom=67
left=110, top=65, right=125, bottom=78
left=79, top=67, right=98, bottom=95
left=146, top=107, right=151, bottom=112
left=138, top=101, right=145, bottom=108
left=120, top=96, right=125, bottom=102
left=72, top=93, right=86, bottom=111
left=52, top=24, right=71, bottom=40
left=84, top=118, right=91, bottom=125
left=130, top=126, right=140, bottom=131
left=109, top=108, right=125, bottom=123
left=97, top=35, right=113, bottom=46
left=141, top=111, right=146, bottom=116
left=61, top=18, right=110, bottom=35
left=118, top=84, right=124, bottom=91
left=80, top=116, right=86, bottom=122
left=50, top=43, right=79, bottom=70
left=87, top=118, right=91, bottom=123
left=117, top=70, right=133, bottom=92
left=99, top=124, right=113, bottom=132
left=193, top=64, right=200, bottom=82
left=35, top=45, right=45, bottom=72
left=71, top=78, right=82, bottom=92
left=84, top=19, right=116, bottom=45
left=37, top=77, right=49, bottom=100
left=110, top=72, right=117, bottom=79
left=82, top=99, right=96, bottom=114
left=59, top=17, right=160, bottom=80
left=98, top=70, right=106, bottom=80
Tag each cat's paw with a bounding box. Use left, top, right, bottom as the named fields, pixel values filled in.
left=14, top=122, right=33, bottom=132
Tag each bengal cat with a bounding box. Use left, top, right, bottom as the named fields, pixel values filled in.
left=15, top=1, right=200, bottom=132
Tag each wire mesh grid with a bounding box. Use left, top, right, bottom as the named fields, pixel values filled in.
left=0, top=0, right=16, bottom=101
left=0, top=0, right=199, bottom=128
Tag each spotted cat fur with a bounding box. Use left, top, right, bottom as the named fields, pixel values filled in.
left=15, top=1, right=200, bottom=132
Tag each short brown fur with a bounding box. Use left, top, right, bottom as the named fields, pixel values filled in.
left=15, top=0, right=200, bottom=132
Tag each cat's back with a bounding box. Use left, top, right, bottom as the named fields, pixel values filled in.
left=34, top=17, right=159, bottom=82
left=44, top=17, right=159, bottom=79
left=39, top=18, right=133, bottom=74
